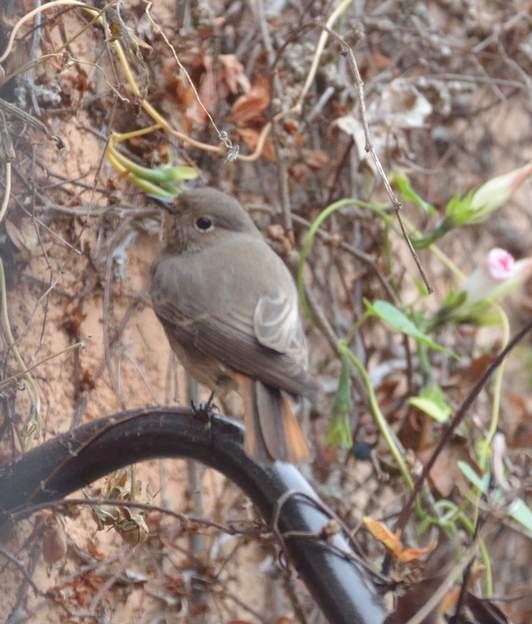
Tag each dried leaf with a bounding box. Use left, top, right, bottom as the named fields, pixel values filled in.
left=464, top=353, right=494, bottom=383
left=418, top=441, right=474, bottom=497
left=230, top=75, right=270, bottom=125
left=363, top=517, right=436, bottom=563
left=43, top=521, right=67, bottom=565
left=335, top=79, right=432, bottom=174
left=91, top=469, right=150, bottom=545
left=302, top=148, right=328, bottom=170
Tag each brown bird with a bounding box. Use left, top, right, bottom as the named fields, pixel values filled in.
left=150, top=187, right=317, bottom=463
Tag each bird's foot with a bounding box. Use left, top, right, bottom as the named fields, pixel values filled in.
left=190, top=391, right=219, bottom=418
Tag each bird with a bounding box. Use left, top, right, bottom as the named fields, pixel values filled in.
left=150, top=187, right=317, bottom=463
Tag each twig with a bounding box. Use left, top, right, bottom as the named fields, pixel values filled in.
left=292, top=0, right=352, bottom=116
left=5, top=528, right=45, bottom=624
left=405, top=522, right=495, bottom=624
left=289, top=212, right=398, bottom=303
left=142, top=1, right=238, bottom=161
left=101, top=216, right=136, bottom=407
left=0, top=340, right=85, bottom=390
left=88, top=545, right=136, bottom=614
left=0, top=544, right=42, bottom=597
left=270, top=489, right=382, bottom=581
left=0, top=111, right=14, bottom=225
left=282, top=570, right=308, bottom=624
left=0, top=0, right=89, bottom=64
left=0, top=259, right=41, bottom=440
left=313, top=21, right=432, bottom=294
left=10, top=497, right=259, bottom=537
left=71, top=297, right=141, bottom=428
left=0, top=99, right=60, bottom=146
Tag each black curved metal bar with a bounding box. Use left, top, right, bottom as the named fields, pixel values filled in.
left=0, top=407, right=387, bottom=624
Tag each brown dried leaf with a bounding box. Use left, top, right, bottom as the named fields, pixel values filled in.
left=363, top=517, right=437, bottom=563
left=418, top=440, right=474, bottom=497
left=43, top=521, right=67, bottom=565
left=230, top=75, right=270, bottom=125
left=288, top=162, right=308, bottom=182
left=302, top=148, right=329, bottom=170
left=464, top=352, right=494, bottom=383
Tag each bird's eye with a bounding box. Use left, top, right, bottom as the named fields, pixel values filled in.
left=195, top=216, right=213, bottom=232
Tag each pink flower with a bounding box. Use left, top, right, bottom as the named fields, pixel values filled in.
left=464, top=248, right=532, bottom=303
left=486, top=248, right=515, bottom=280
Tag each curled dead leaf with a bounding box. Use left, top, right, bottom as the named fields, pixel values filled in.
left=363, top=516, right=437, bottom=563
left=230, top=75, right=270, bottom=125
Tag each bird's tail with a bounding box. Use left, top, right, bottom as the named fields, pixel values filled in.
left=235, top=373, right=311, bottom=464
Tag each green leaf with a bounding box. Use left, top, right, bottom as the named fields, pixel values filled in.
left=392, top=172, right=436, bottom=215
left=457, top=461, right=490, bottom=493
left=411, top=384, right=452, bottom=422
left=110, top=147, right=198, bottom=197
left=365, top=299, right=454, bottom=355
left=508, top=498, right=532, bottom=533
left=128, top=174, right=178, bottom=199
left=445, top=191, right=475, bottom=226
left=159, top=165, right=199, bottom=182
left=327, top=352, right=353, bottom=449
left=458, top=463, right=532, bottom=532
left=442, top=290, right=467, bottom=309
left=409, top=384, right=452, bottom=422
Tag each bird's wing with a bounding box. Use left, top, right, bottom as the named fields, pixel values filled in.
left=253, top=289, right=308, bottom=369
left=151, top=239, right=314, bottom=397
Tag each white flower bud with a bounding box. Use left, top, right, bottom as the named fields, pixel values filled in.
left=468, top=161, right=532, bottom=224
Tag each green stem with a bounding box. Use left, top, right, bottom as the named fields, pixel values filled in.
left=412, top=219, right=453, bottom=249
left=434, top=500, right=493, bottom=593
left=338, top=340, right=414, bottom=491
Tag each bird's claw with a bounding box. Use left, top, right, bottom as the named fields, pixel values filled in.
left=190, top=395, right=219, bottom=417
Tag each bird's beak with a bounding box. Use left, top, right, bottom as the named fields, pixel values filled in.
left=149, top=195, right=177, bottom=214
